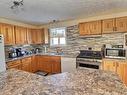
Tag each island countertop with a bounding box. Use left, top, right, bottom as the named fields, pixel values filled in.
left=0, top=68, right=127, bottom=95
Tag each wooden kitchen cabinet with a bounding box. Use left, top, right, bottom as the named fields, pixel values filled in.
left=37, top=56, right=52, bottom=73
left=102, top=18, right=115, bottom=34
left=27, top=28, right=32, bottom=44
left=37, top=55, right=61, bottom=74
left=79, top=16, right=127, bottom=36
left=0, top=23, right=2, bottom=32
left=30, top=29, right=36, bottom=44
left=43, top=28, right=49, bottom=44
left=7, top=60, right=22, bottom=70
left=31, top=29, right=44, bottom=44
left=79, top=23, right=90, bottom=36
left=116, top=17, right=127, bottom=32
left=7, top=57, right=32, bottom=72
left=31, top=56, right=38, bottom=73
left=15, top=26, right=27, bottom=45
left=102, top=59, right=116, bottom=72
left=89, top=20, right=102, bottom=35
left=79, top=20, right=102, bottom=36
left=21, top=57, right=32, bottom=72
left=6, top=55, right=61, bottom=74
left=123, top=64, right=127, bottom=86
left=51, top=56, right=61, bottom=74
left=102, top=59, right=127, bottom=86
left=102, top=17, right=127, bottom=34
left=116, top=61, right=125, bottom=80
left=0, top=23, right=15, bottom=45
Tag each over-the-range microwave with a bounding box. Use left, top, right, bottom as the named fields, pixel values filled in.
left=105, top=48, right=126, bottom=59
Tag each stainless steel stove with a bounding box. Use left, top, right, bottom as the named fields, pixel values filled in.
left=76, top=50, right=102, bottom=69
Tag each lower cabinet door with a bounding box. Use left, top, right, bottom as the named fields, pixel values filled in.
left=37, top=56, right=61, bottom=74
left=44, top=62, right=52, bottom=73
left=102, top=59, right=116, bottom=72
left=22, top=64, right=30, bottom=72
left=38, top=62, right=52, bottom=73
left=116, top=62, right=124, bottom=81
left=21, top=57, right=32, bottom=72
left=7, top=64, right=22, bottom=70
left=6, top=60, right=22, bottom=70
left=52, top=62, right=61, bottom=74
left=103, top=59, right=127, bottom=86
left=123, top=63, right=127, bottom=86
left=31, top=56, right=38, bottom=73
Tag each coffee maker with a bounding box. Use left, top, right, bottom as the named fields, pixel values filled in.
left=16, top=48, right=26, bottom=57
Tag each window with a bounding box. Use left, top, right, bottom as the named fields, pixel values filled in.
left=50, top=27, right=66, bottom=46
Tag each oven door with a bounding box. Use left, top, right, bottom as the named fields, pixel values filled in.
left=76, top=61, right=100, bottom=69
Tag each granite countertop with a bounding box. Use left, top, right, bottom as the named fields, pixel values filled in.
left=6, top=52, right=78, bottom=62
left=0, top=68, right=127, bottom=95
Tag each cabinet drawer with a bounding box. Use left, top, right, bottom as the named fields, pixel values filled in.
left=6, top=60, right=22, bottom=70
left=21, top=57, right=31, bottom=63
left=7, top=60, right=21, bottom=67
left=38, top=56, right=50, bottom=62
left=49, top=56, right=61, bottom=62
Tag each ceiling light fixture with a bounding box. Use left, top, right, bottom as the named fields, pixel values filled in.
left=11, top=0, right=23, bottom=9
left=10, top=0, right=24, bottom=13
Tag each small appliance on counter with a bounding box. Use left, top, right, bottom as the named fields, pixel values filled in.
left=31, top=48, right=42, bottom=54
left=8, top=48, right=17, bottom=58
left=105, top=44, right=126, bottom=59
left=16, top=48, right=26, bottom=57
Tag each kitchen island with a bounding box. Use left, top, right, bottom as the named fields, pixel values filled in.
left=0, top=68, right=127, bottom=95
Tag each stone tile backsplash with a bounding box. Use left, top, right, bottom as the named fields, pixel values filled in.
left=48, top=25, right=124, bottom=54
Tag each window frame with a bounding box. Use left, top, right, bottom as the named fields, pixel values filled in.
left=50, top=27, right=66, bottom=47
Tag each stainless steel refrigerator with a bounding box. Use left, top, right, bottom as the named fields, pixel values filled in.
left=0, top=35, right=6, bottom=72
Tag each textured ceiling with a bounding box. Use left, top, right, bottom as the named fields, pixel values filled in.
left=0, top=0, right=127, bottom=25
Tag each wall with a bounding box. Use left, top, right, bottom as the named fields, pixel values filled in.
left=48, top=25, right=125, bottom=54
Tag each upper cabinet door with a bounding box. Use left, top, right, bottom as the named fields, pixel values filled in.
left=89, top=20, right=102, bottom=35
left=37, top=29, right=43, bottom=44
left=102, top=18, right=115, bottom=34
left=27, top=28, right=32, bottom=44
left=43, top=28, right=49, bottom=44
left=15, top=26, right=27, bottom=45
left=1, top=23, right=15, bottom=45
left=0, top=24, right=2, bottom=33
left=116, top=17, right=127, bottom=32
left=31, top=29, right=44, bottom=44
left=31, top=29, right=38, bottom=44
left=79, top=22, right=90, bottom=36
